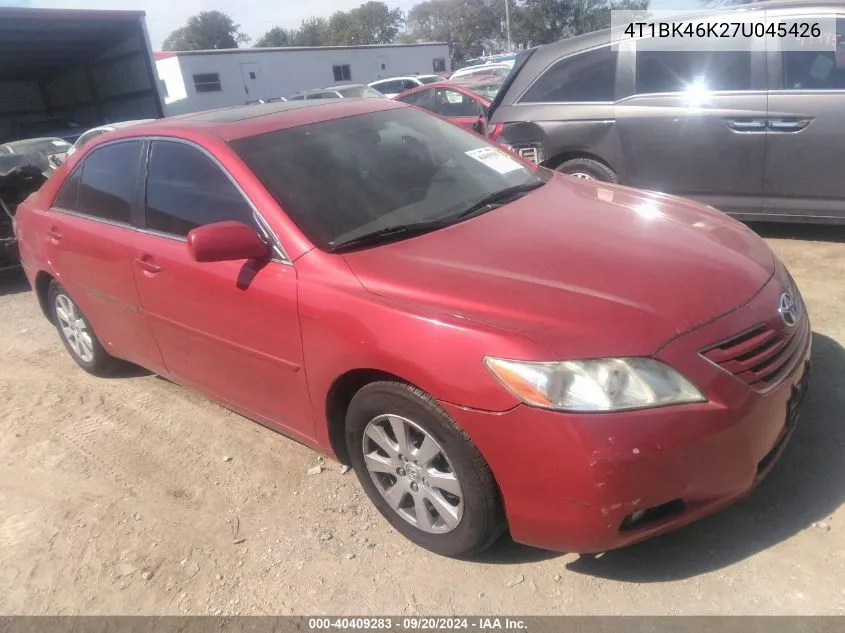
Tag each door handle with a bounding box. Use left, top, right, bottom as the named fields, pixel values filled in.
left=134, top=256, right=161, bottom=274
left=767, top=118, right=812, bottom=132
left=725, top=119, right=767, bottom=132
left=46, top=227, right=62, bottom=241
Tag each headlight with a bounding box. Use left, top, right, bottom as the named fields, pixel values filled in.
left=483, top=357, right=706, bottom=412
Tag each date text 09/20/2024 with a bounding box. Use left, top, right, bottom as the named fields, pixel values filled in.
left=308, top=618, right=528, bottom=630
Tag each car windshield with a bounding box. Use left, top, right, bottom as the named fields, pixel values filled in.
left=337, top=85, right=385, bottom=99
left=230, top=107, right=545, bottom=251
left=419, top=76, right=440, bottom=85
left=5, top=138, right=71, bottom=155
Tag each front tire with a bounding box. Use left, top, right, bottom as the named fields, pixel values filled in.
left=48, top=280, right=122, bottom=376
left=346, top=381, right=506, bottom=558
left=556, top=157, right=618, bottom=183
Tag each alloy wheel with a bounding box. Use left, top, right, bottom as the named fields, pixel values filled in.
left=362, top=414, right=464, bottom=534
left=54, top=293, right=94, bottom=363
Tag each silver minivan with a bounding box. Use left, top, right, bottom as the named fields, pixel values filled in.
left=487, top=0, right=845, bottom=224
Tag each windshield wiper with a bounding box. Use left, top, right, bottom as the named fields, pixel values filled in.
left=451, top=181, right=546, bottom=221
left=329, top=219, right=449, bottom=253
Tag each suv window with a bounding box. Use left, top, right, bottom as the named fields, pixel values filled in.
left=781, top=17, right=845, bottom=90
left=432, top=88, right=480, bottom=117
left=145, top=141, right=257, bottom=237
left=77, top=141, right=142, bottom=224
left=522, top=47, right=617, bottom=103
left=635, top=50, right=752, bottom=94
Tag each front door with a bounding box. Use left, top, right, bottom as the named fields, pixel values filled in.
left=240, top=62, right=266, bottom=102
left=617, top=32, right=768, bottom=215
left=763, top=14, right=845, bottom=222
left=132, top=139, right=313, bottom=439
left=45, top=140, right=165, bottom=372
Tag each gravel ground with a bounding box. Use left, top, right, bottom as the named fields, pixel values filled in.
left=1, top=223, right=844, bottom=615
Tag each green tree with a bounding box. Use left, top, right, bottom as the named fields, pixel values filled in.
left=254, top=26, right=291, bottom=47
left=322, top=2, right=405, bottom=45
left=162, top=10, right=250, bottom=50
left=514, top=0, right=650, bottom=48
left=291, top=17, right=329, bottom=46
left=406, top=0, right=500, bottom=67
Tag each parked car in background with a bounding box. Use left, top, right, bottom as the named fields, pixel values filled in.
left=369, top=75, right=443, bottom=98
left=450, top=62, right=514, bottom=81
left=0, top=153, right=48, bottom=272
left=13, top=118, right=83, bottom=144
left=67, top=120, right=155, bottom=157
left=394, top=76, right=505, bottom=132
left=289, top=84, right=386, bottom=100
left=0, top=137, right=72, bottom=159
left=486, top=1, right=845, bottom=224
left=15, top=98, right=811, bottom=559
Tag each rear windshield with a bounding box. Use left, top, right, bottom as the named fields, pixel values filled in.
left=230, top=107, right=543, bottom=251
left=419, top=76, right=440, bottom=84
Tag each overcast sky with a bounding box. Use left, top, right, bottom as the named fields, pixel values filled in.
left=1, top=0, right=707, bottom=49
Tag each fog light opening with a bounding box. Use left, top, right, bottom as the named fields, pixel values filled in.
left=619, top=499, right=685, bottom=532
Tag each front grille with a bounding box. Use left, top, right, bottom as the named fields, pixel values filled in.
left=701, top=312, right=810, bottom=392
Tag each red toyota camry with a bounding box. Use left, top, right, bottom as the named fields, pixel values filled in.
left=14, top=99, right=811, bottom=559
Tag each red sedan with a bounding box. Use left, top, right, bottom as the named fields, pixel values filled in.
left=393, top=76, right=503, bottom=132
left=15, top=98, right=811, bottom=558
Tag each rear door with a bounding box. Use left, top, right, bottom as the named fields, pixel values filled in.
left=617, top=23, right=768, bottom=214
left=131, top=139, right=312, bottom=437
left=45, top=140, right=165, bottom=372
left=763, top=12, right=845, bottom=222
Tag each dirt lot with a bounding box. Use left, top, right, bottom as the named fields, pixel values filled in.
left=1, top=223, right=844, bottom=616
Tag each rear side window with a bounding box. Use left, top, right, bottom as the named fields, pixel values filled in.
left=145, top=141, right=257, bottom=237
left=522, top=47, right=617, bottom=103
left=76, top=141, right=142, bottom=224
left=53, top=167, right=81, bottom=210
left=780, top=17, right=845, bottom=90
left=635, top=50, right=752, bottom=94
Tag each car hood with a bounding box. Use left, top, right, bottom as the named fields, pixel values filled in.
left=341, top=174, right=775, bottom=358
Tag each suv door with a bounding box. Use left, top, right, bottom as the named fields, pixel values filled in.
left=763, top=13, right=845, bottom=222
left=131, top=139, right=312, bottom=437
left=46, top=140, right=165, bottom=372
left=617, top=24, right=768, bottom=214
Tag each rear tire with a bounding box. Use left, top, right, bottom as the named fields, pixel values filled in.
left=556, top=157, right=618, bottom=183
left=346, top=381, right=506, bottom=558
left=48, top=280, right=122, bottom=376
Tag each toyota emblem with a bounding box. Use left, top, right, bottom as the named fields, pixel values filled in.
left=778, top=292, right=799, bottom=328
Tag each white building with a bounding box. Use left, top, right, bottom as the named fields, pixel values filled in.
left=155, top=43, right=450, bottom=116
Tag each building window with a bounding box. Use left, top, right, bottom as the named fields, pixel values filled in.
left=433, top=58, right=446, bottom=73
left=333, top=64, right=351, bottom=82
left=193, top=73, right=222, bottom=93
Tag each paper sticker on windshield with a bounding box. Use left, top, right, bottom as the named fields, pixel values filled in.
left=465, top=147, right=522, bottom=174
left=52, top=140, right=67, bottom=146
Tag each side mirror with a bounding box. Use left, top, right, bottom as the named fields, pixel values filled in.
left=187, top=221, right=270, bottom=263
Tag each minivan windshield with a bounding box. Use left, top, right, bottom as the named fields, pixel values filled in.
left=231, top=107, right=546, bottom=251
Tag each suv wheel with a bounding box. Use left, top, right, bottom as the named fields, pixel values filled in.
left=557, top=157, right=618, bottom=183
left=346, top=381, right=506, bottom=558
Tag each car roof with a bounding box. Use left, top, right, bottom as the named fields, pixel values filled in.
left=103, top=98, right=407, bottom=144
left=4, top=136, right=69, bottom=147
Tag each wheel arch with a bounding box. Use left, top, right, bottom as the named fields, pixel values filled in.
left=34, top=270, right=56, bottom=323
left=324, top=368, right=412, bottom=465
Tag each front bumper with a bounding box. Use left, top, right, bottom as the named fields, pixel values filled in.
left=445, top=273, right=812, bottom=553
